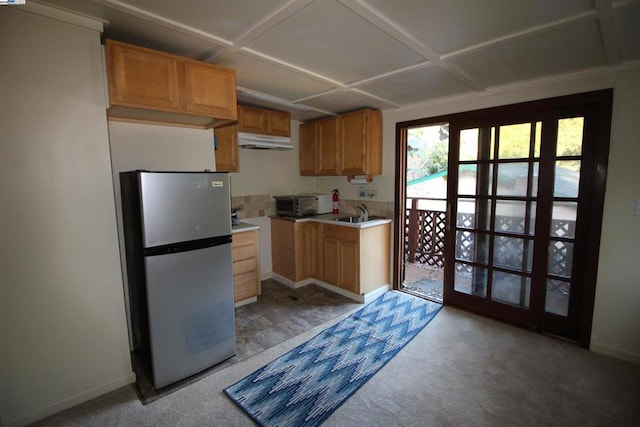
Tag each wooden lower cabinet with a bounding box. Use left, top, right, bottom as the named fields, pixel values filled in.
left=271, top=217, right=390, bottom=295
left=271, top=218, right=319, bottom=282
left=298, top=221, right=321, bottom=279
left=232, top=230, right=260, bottom=302
left=271, top=217, right=297, bottom=280
left=322, top=224, right=359, bottom=293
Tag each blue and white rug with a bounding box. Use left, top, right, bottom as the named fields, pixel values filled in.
left=224, top=291, right=442, bottom=427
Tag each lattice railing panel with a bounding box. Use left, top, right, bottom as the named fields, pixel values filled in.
left=405, top=201, right=576, bottom=278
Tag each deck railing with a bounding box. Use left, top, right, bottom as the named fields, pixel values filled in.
left=405, top=197, right=575, bottom=278
left=404, top=197, right=446, bottom=268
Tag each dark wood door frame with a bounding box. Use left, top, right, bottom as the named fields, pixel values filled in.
left=394, top=90, right=613, bottom=348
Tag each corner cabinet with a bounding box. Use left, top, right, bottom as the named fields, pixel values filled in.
left=270, top=217, right=390, bottom=296
left=270, top=218, right=319, bottom=282
left=299, top=108, right=382, bottom=180
left=105, top=39, right=237, bottom=128
left=215, top=105, right=291, bottom=172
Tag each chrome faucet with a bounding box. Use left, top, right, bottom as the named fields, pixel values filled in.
left=356, top=204, right=369, bottom=221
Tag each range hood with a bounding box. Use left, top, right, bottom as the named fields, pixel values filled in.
left=237, top=132, right=292, bottom=150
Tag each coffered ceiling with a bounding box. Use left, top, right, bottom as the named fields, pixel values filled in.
left=35, top=0, right=640, bottom=120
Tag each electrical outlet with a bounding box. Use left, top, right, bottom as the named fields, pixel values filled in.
left=366, top=188, right=377, bottom=198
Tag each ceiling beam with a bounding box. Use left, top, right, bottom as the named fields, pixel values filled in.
left=231, top=0, right=314, bottom=49
left=443, top=10, right=598, bottom=61
left=93, top=0, right=232, bottom=47
left=338, top=0, right=485, bottom=92
left=595, top=0, right=622, bottom=66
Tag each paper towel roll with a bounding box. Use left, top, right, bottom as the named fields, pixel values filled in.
left=348, top=175, right=371, bottom=184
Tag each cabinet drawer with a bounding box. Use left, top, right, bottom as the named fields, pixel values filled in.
left=234, top=257, right=257, bottom=276
left=234, top=271, right=258, bottom=301
left=323, top=224, right=359, bottom=242
left=233, top=244, right=257, bottom=262
left=233, top=230, right=257, bottom=247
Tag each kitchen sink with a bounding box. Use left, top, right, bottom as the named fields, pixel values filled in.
left=334, top=215, right=385, bottom=223
left=336, top=216, right=362, bottom=223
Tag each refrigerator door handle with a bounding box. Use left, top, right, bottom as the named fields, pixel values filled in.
left=144, top=235, right=232, bottom=257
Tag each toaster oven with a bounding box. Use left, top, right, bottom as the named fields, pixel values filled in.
left=273, top=195, right=317, bottom=218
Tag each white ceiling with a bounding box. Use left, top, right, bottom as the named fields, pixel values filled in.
left=36, top=0, right=640, bottom=121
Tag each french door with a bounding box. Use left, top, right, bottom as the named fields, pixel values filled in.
left=395, top=90, right=612, bottom=346
left=443, top=91, right=612, bottom=344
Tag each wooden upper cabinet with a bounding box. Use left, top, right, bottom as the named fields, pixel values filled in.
left=184, top=61, right=237, bottom=119
left=214, top=124, right=239, bottom=172
left=108, top=40, right=181, bottom=111
left=316, top=117, right=340, bottom=175
left=105, top=39, right=237, bottom=128
left=299, top=117, right=340, bottom=176
left=299, top=121, right=317, bottom=176
left=340, top=108, right=382, bottom=179
left=299, top=108, right=381, bottom=179
left=238, top=105, right=290, bottom=137
left=267, top=110, right=291, bottom=136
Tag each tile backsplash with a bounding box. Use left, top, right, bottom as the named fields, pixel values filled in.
left=232, top=194, right=275, bottom=219
left=232, top=194, right=394, bottom=220
left=341, top=199, right=394, bottom=219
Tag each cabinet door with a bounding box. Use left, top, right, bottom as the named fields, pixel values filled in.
left=271, top=218, right=296, bottom=280
left=339, top=240, right=359, bottom=293
left=297, top=221, right=320, bottom=279
left=300, top=122, right=317, bottom=175
left=317, top=117, right=340, bottom=175
left=215, top=125, right=239, bottom=172
left=108, top=41, right=180, bottom=111
left=267, top=110, right=291, bottom=137
left=184, top=61, right=237, bottom=120
left=340, top=110, right=368, bottom=175
left=238, top=106, right=266, bottom=134
left=322, top=237, right=341, bottom=286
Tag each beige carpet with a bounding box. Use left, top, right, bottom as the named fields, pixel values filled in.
left=34, top=304, right=640, bottom=426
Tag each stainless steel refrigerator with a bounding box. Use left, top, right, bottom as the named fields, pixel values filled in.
left=120, top=171, right=236, bottom=390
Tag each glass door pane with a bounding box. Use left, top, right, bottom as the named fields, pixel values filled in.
left=450, top=120, right=540, bottom=315
left=544, top=117, right=584, bottom=318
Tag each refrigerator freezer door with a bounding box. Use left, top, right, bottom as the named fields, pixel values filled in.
left=139, top=172, right=231, bottom=248
left=144, top=243, right=236, bottom=389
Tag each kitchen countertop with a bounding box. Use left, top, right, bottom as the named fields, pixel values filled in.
left=232, top=221, right=260, bottom=233
left=270, top=213, right=392, bottom=229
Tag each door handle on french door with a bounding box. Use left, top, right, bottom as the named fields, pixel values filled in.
left=446, top=203, right=452, bottom=232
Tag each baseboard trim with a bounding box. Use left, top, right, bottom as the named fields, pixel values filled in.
left=5, top=372, right=136, bottom=427
left=235, top=296, right=257, bottom=307
left=590, top=341, right=640, bottom=365
left=269, top=273, right=389, bottom=304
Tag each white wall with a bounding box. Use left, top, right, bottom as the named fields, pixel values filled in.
left=228, top=120, right=316, bottom=196
left=382, top=65, right=640, bottom=364
left=108, top=121, right=216, bottom=347
left=0, top=6, right=133, bottom=426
